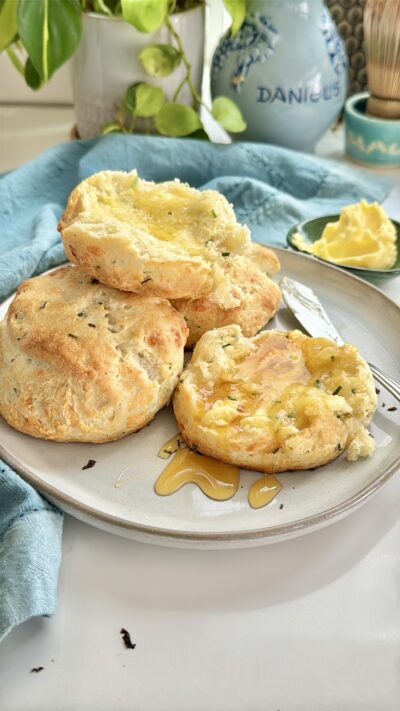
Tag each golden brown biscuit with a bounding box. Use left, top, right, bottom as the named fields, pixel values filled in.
left=244, top=242, right=281, bottom=276
left=173, top=326, right=376, bottom=472
left=0, top=266, right=188, bottom=442
left=58, top=171, right=250, bottom=302
left=171, top=255, right=281, bottom=348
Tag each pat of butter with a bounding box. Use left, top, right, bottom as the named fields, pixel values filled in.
left=293, top=201, right=397, bottom=269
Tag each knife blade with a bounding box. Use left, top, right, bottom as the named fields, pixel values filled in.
left=279, top=275, right=400, bottom=402
left=279, top=276, right=344, bottom=345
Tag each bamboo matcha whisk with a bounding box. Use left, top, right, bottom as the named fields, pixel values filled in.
left=364, top=0, right=400, bottom=119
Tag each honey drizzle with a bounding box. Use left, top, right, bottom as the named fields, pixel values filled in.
left=248, top=474, right=282, bottom=509
left=157, top=433, right=186, bottom=459
left=114, top=466, right=131, bottom=489
left=155, top=436, right=283, bottom=509
left=154, top=448, right=239, bottom=501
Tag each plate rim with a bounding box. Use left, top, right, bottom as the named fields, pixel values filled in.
left=1, top=442, right=399, bottom=542
left=1, top=247, right=399, bottom=544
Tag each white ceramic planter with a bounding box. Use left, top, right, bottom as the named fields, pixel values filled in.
left=72, top=6, right=205, bottom=139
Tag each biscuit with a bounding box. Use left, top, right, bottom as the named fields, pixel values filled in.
left=171, top=255, right=281, bottom=348
left=173, top=326, right=376, bottom=472
left=0, top=266, right=188, bottom=442
left=58, top=171, right=250, bottom=302
left=244, top=242, right=281, bottom=276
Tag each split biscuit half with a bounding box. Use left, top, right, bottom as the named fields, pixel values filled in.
left=173, top=326, right=377, bottom=472
left=59, top=170, right=250, bottom=303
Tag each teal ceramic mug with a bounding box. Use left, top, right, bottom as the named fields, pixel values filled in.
left=211, top=0, right=348, bottom=151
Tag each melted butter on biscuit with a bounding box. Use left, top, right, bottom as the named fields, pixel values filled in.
left=237, top=333, right=310, bottom=397
left=199, top=333, right=312, bottom=439
left=59, top=170, right=252, bottom=305
left=95, top=172, right=249, bottom=258
left=174, top=326, right=377, bottom=471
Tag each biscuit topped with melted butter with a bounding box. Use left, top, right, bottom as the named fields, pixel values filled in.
left=59, top=170, right=250, bottom=302
left=173, top=326, right=377, bottom=473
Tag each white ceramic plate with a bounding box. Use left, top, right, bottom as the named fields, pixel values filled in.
left=1, top=248, right=399, bottom=548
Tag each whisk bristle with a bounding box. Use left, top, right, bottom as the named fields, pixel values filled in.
left=364, top=0, right=400, bottom=118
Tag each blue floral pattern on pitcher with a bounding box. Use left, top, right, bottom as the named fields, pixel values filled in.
left=319, top=8, right=347, bottom=77
left=211, top=14, right=279, bottom=93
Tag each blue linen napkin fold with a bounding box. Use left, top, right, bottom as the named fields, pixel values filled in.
left=0, top=135, right=393, bottom=641
left=0, top=462, right=62, bottom=641
left=0, top=135, right=393, bottom=301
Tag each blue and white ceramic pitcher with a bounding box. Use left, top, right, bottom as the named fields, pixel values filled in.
left=211, top=0, right=347, bottom=151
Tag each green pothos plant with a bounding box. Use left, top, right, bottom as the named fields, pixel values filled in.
left=0, top=0, right=247, bottom=138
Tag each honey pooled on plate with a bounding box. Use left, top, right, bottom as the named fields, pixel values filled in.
left=155, top=448, right=239, bottom=501
left=156, top=434, right=282, bottom=509
left=157, top=433, right=186, bottom=459
left=293, top=200, right=397, bottom=269
left=248, top=474, right=282, bottom=509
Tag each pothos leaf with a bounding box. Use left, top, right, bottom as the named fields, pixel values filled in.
left=121, top=0, right=169, bottom=33
left=212, top=96, right=247, bottom=132
left=139, top=44, right=182, bottom=78
left=124, top=83, right=165, bottom=117
left=222, top=0, right=246, bottom=36
left=0, top=0, right=18, bottom=53
left=18, top=0, right=82, bottom=82
left=25, top=57, right=42, bottom=89
left=182, top=128, right=209, bottom=141
left=155, top=103, right=202, bottom=137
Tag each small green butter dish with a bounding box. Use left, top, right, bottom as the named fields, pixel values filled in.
left=287, top=214, right=400, bottom=278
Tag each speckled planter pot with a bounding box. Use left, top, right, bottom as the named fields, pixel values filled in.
left=72, top=8, right=205, bottom=139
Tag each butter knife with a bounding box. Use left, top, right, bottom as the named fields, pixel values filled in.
left=280, top=276, right=400, bottom=402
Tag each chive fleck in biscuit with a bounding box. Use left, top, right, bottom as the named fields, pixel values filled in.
left=59, top=170, right=251, bottom=303
left=173, top=326, right=376, bottom=472
left=0, top=266, right=188, bottom=442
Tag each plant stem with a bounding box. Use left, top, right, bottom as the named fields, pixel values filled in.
left=6, top=47, right=25, bottom=77
left=129, top=114, right=136, bottom=133
left=116, top=105, right=125, bottom=129
left=165, top=16, right=201, bottom=109
left=173, top=75, right=188, bottom=102
left=94, top=0, right=113, bottom=16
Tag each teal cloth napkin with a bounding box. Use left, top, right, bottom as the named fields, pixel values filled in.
left=0, top=135, right=393, bottom=641
left=0, top=462, right=62, bottom=641
left=0, top=134, right=393, bottom=301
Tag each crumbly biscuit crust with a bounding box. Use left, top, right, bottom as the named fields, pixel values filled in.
left=173, top=326, right=376, bottom=472
left=172, top=255, right=281, bottom=348
left=59, top=171, right=250, bottom=302
left=0, top=266, right=188, bottom=442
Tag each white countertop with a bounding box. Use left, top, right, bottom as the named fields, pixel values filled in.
left=0, top=106, right=399, bottom=711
